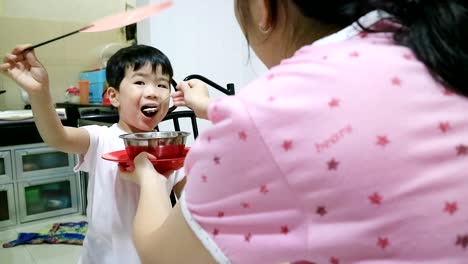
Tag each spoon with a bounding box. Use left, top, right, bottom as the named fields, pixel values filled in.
left=142, top=96, right=171, bottom=113
left=25, top=1, right=173, bottom=51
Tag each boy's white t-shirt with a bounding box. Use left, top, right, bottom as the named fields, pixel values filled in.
left=75, top=124, right=185, bottom=264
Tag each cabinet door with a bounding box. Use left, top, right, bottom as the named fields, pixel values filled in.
left=15, top=146, right=75, bottom=179
left=0, top=151, right=13, bottom=183
left=0, top=184, right=17, bottom=228
left=17, top=175, right=78, bottom=223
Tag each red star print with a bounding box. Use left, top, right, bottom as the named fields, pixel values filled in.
left=403, top=53, right=414, bottom=60
left=349, top=51, right=360, bottom=57
left=316, top=206, right=328, bottom=216
left=201, top=175, right=208, bottom=183
left=282, top=140, right=293, bottom=151
left=267, top=73, right=275, bottom=80
left=212, top=228, right=219, bottom=236
left=238, top=131, right=248, bottom=141
left=327, top=158, right=339, bottom=171
left=443, top=87, right=454, bottom=96
left=439, top=122, right=451, bottom=133
left=267, top=96, right=276, bottom=102
left=217, top=211, right=225, bottom=217
left=391, top=77, right=402, bottom=86
left=456, top=144, right=467, bottom=156
left=369, top=192, right=383, bottom=205
left=206, top=136, right=212, bottom=143
left=377, top=237, right=390, bottom=249
left=359, top=32, right=369, bottom=38
left=244, top=232, right=252, bottom=242
left=260, top=184, right=269, bottom=194
left=456, top=234, right=468, bottom=249
left=377, top=135, right=390, bottom=147
left=330, top=257, right=340, bottom=264
left=213, top=156, right=221, bottom=165
left=444, top=202, right=458, bottom=215
left=241, top=202, right=251, bottom=209
left=328, top=98, right=340, bottom=108
left=281, top=226, right=289, bottom=234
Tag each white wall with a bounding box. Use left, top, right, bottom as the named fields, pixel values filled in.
left=136, top=0, right=267, bottom=144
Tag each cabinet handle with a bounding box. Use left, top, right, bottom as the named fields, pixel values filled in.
left=0, top=153, right=5, bottom=158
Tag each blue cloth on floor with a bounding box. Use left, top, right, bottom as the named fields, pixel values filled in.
left=2, top=221, right=87, bottom=248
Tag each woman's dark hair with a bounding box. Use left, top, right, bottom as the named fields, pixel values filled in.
left=238, top=0, right=468, bottom=96
left=106, top=44, right=173, bottom=90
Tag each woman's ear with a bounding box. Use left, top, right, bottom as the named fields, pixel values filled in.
left=254, top=0, right=273, bottom=33
left=107, top=87, right=120, bottom=108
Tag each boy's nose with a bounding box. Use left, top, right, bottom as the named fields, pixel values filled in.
left=143, top=85, right=168, bottom=99
left=143, top=85, right=159, bottom=98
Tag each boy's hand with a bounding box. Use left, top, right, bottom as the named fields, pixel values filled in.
left=173, top=80, right=210, bottom=119
left=118, top=152, right=172, bottom=185
left=0, top=45, right=49, bottom=94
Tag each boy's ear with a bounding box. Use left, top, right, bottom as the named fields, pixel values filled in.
left=107, top=87, right=120, bottom=107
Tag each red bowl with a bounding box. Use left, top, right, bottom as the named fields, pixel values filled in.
left=125, top=144, right=186, bottom=159
left=102, top=148, right=189, bottom=175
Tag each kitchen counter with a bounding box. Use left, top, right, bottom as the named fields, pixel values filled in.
left=0, top=103, right=117, bottom=147
left=0, top=122, right=43, bottom=146
left=0, top=109, right=66, bottom=123
left=0, top=108, right=73, bottom=147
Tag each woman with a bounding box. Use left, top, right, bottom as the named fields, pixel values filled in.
left=122, top=0, right=468, bottom=263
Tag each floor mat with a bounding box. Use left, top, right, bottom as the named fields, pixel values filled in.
left=2, top=221, right=87, bottom=248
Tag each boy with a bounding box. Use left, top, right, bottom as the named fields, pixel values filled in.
left=0, top=44, right=186, bottom=263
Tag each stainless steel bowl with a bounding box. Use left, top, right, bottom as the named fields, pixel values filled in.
left=119, top=131, right=190, bottom=159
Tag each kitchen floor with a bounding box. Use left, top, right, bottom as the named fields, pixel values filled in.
left=0, top=215, right=86, bottom=264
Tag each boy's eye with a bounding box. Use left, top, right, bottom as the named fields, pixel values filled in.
left=135, top=81, right=145, bottom=85
left=158, top=84, right=169, bottom=89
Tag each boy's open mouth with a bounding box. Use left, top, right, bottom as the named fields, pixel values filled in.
left=141, top=106, right=158, bottom=117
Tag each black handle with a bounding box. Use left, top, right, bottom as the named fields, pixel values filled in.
left=183, top=74, right=235, bottom=95
left=24, top=25, right=92, bottom=51
left=167, top=75, right=235, bottom=114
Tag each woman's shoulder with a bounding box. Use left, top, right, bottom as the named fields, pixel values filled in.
left=280, top=33, right=421, bottom=78
left=239, top=33, right=437, bottom=105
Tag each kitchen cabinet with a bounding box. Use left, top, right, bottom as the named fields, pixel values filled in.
left=15, top=146, right=75, bottom=179
left=0, top=143, right=80, bottom=230
left=0, top=150, right=13, bottom=184
left=17, top=175, right=78, bottom=223
left=0, top=184, right=17, bottom=228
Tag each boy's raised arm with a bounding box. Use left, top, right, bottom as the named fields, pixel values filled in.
left=0, top=45, right=90, bottom=154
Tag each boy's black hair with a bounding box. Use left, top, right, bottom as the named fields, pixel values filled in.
left=106, top=44, right=173, bottom=90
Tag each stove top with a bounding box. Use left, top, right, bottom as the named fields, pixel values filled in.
left=78, top=106, right=118, bottom=118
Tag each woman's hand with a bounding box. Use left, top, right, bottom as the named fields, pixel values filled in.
left=173, top=79, right=211, bottom=119
left=0, top=45, right=49, bottom=94
left=118, top=152, right=171, bottom=185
